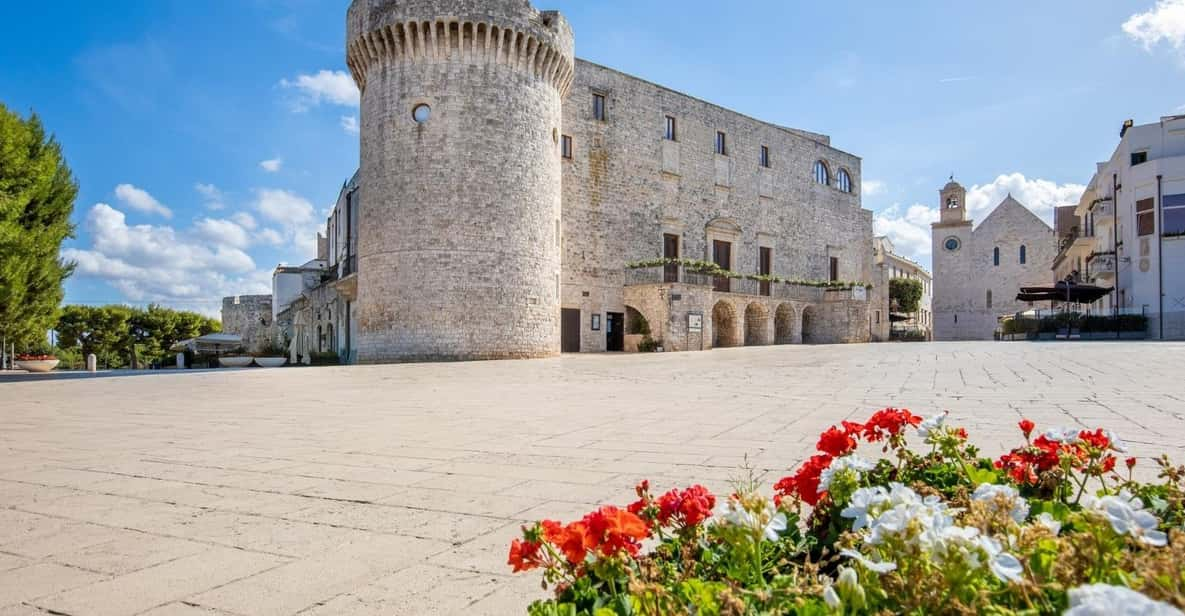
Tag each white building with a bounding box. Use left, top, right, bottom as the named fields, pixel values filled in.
left=872, top=237, right=932, bottom=340
left=1070, top=115, right=1185, bottom=339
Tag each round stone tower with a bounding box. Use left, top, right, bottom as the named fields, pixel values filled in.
left=346, top=0, right=574, bottom=362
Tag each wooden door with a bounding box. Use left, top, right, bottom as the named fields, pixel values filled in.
left=713, top=240, right=731, bottom=292
left=561, top=308, right=581, bottom=353
left=663, top=234, right=679, bottom=282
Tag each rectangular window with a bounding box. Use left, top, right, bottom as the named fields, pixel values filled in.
left=875, top=310, right=881, bottom=324
left=759, top=145, right=770, bottom=168
left=829, top=256, right=839, bottom=282
left=1165, top=193, right=1185, bottom=237
left=1131, top=151, right=1148, bottom=166
left=1137, top=198, right=1155, bottom=236
left=715, top=131, right=727, bottom=156
left=561, top=135, right=572, bottom=159
left=665, top=116, right=677, bottom=141
left=663, top=233, right=679, bottom=282
left=759, top=246, right=772, bottom=296
left=592, top=93, right=606, bottom=121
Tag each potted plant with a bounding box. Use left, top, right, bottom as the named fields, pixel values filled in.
left=15, top=347, right=60, bottom=373
left=218, top=346, right=253, bottom=368
left=252, top=340, right=288, bottom=368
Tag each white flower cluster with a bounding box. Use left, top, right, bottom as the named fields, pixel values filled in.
left=972, top=483, right=1030, bottom=524
left=817, top=454, right=876, bottom=494
left=839, top=483, right=1024, bottom=583
left=915, top=411, right=948, bottom=438
left=712, top=498, right=787, bottom=541
left=1082, top=490, right=1168, bottom=547
left=1064, top=583, right=1183, bottom=616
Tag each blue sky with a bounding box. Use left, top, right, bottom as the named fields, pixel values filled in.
left=2, top=0, right=1183, bottom=315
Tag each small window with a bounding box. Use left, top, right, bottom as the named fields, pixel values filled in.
left=986, top=289, right=993, bottom=310
left=1137, top=198, right=1155, bottom=236
left=759, top=146, right=770, bottom=168
left=836, top=169, right=852, bottom=193
left=1131, top=151, right=1148, bottom=166
left=412, top=104, right=431, bottom=123
left=993, top=246, right=1000, bottom=266
left=1019, top=245, right=1027, bottom=264
left=561, top=135, right=572, bottom=159
left=814, top=160, right=829, bottom=185
left=715, top=131, right=727, bottom=156
left=592, top=93, right=606, bottom=121
left=1164, top=193, right=1185, bottom=237
left=665, top=116, right=677, bottom=141
left=829, top=256, right=839, bottom=282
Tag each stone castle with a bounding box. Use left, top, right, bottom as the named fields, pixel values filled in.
left=227, top=0, right=878, bottom=363
left=930, top=180, right=1055, bottom=340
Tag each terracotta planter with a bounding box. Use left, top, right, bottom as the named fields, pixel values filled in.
left=253, top=357, right=287, bottom=368
left=17, top=359, right=60, bottom=373
left=219, top=356, right=253, bottom=368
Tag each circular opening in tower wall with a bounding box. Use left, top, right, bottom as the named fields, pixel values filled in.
left=412, top=104, right=431, bottom=123
left=944, top=237, right=961, bottom=252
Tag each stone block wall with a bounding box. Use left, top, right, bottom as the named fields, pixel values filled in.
left=220, top=295, right=274, bottom=353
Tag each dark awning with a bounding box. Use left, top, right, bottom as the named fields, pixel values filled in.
left=1016, top=281, right=1113, bottom=304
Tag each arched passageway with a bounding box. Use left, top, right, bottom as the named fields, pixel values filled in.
left=744, top=302, right=771, bottom=346
left=712, top=300, right=740, bottom=348
left=801, top=306, right=821, bottom=344
left=775, top=303, right=797, bottom=344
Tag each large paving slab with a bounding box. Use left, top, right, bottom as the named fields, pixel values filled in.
left=1, top=341, right=1183, bottom=614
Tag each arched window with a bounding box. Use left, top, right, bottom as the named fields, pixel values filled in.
left=836, top=169, right=852, bottom=193
left=813, top=160, right=829, bottom=186
left=1019, top=245, right=1027, bottom=264
left=993, top=247, right=1000, bottom=266
left=986, top=290, right=993, bottom=309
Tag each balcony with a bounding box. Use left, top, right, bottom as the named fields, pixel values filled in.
left=1087, top=252, right=1116, bottom=280
left=1091, top=198, right=1114, bottom=226
left=624, top=264, right=864, bottom=303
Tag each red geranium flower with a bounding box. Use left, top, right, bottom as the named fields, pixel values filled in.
left=817, top=426, right=858, bottom=457
left=861, top=408, right=921, bottom=442
left=1018, top=419, right=1035, bottom=440
left=507, top=538, right=543, bottom=572
left=1126, top=457, right=1138, bottom=470
left=774, top=454, right=833, bottom=506
left=656, top=485, right=716, bottom=528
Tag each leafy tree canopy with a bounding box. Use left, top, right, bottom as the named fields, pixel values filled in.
left=0, top=103, right=77, bottom=347
left=56, top=304, right=220, bottom=368
left=889, top=278, right=924, bottom=314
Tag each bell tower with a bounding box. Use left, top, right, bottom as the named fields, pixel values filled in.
left=939, top=177, right=967, bottom=224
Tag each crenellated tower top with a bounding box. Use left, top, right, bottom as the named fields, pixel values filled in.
left=345, top=0, right=575, bottom=97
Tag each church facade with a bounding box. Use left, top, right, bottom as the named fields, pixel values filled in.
left=930, top=180, right=1056, bottom=340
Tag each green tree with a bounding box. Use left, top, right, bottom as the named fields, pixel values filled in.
left=0, top=103, right=77, bottom=349
left=889, top=278, right=924, bottom=314
left=57, top=304, right=221, bottom=368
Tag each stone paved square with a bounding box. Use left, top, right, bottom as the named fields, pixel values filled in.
left=2, top=341, right=1184, bottom=614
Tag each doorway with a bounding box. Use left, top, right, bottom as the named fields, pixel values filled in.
left=663, top=233, right=679, bottom=282
left=713, top=240, right=731, bottom=292
left=606, top=312, right=624, bottom=351
left=561, top=308, right=581, bottom=352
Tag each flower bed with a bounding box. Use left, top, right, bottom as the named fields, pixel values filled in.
left=509, top=409, right=1185, bottom=614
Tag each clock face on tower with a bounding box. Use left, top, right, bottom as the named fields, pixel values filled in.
left=944, top=237, right=961, bottom=252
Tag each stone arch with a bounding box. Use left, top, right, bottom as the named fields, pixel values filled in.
left=711, top=300, right=740, bottom=349
left=775, top=303, right=798, bottom=344
left=624, top=305, right=652, bottom=338
left=743, top=302, right=772, bottom=346
left=801, top=305, right=822, bottom=344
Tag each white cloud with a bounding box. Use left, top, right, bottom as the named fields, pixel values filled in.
left=194, top=217, right=251, bottom=250
left=964, top=173, right=1086, bottom=221
left=862, top=180, right=885, bottom=197
left=1123, top=0, right=1185, bottom=61
left=280, top=69, right=359, bottom=111
left=114, top=183, right=172, bottom=218
left=62, top=203, right=269, bottom=310
left=874, top=203, right=939, bottom=262
left=255, top=188, right=314, bottom=226
left=873, top=173, right=1086, bottom=268
left=194, top=182, right=225, bottom=210
left=340, top=115, right=359, bottom=135
left=260, top=158, right=283, bottom=173
left=256, top=228, right=285, bottom=246
left=231, top=211, right=257, bottom=230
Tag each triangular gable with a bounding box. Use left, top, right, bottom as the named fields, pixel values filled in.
left=973, top=196, right=1054, bottom=235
